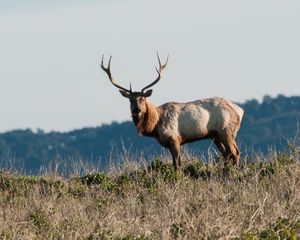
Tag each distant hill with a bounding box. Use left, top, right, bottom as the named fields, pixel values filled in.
left=0, top=95, right=299, bottom=173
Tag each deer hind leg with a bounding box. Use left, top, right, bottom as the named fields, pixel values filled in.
left=221, top=136, right=240, bottom=165
left=168, top=137, right=181, bottom=171
left=213, top=138, right=226, bottom=155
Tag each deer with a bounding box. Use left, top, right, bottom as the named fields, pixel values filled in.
left=100, top=53, right=244, bottom=170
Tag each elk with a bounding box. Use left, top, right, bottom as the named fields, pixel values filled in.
left=101, top=54, right=244, bottom=170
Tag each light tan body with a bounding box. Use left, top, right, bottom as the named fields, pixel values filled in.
left=134, top=97, right=243, bottom=169
left=101, top=53, right=244, bottom=170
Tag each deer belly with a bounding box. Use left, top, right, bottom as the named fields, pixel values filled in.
left=178, top=107, right=210, bottom=139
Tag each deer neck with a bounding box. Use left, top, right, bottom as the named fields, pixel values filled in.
left=133, top=101, right=160, bottom=136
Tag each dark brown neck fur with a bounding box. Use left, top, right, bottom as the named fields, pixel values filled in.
left=133, top=101, right=159, bottom=136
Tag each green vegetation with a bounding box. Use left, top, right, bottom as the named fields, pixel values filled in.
left=1, top=147, right=300, bottom=239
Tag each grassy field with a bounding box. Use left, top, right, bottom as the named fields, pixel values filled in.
left=1, top=146, right=300, bottom=239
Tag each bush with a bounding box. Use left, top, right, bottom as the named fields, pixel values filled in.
left=0, top=148, right=300, bottom=239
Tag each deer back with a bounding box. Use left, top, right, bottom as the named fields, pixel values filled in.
left=156, top=97, right=243, bottom=144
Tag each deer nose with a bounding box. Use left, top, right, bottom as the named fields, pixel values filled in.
left=133, top=109, right=141, bottom=115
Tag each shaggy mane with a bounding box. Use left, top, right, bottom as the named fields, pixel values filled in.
left=134, top=101, right=159, bottom=136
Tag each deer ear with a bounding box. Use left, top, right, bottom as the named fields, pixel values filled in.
left=143, top=89, right=153, bottom=98
left=119, top=90, right=131, bottom=98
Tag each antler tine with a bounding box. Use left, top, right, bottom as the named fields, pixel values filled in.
left=141, top=52, right=169, bottom=93
left=101, top=55, right=131, bottom=93
left=155, top=51, right=169, bottom=74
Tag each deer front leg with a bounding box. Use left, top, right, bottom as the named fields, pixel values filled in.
left=169, top=137, right=181, bottom=171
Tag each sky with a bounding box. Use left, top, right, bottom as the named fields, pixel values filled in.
left=0, top=0, right=299, bottom=133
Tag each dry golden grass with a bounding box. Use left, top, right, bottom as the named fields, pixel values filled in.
left=1, top=148, right=300, bottom=239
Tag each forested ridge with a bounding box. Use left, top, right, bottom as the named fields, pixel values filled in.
left=0, top=95, right=299, bottom=173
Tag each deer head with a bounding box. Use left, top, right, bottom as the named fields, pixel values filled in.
left=101, top=53, right=168, bottom=119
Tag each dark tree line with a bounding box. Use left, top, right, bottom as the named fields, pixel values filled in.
left=0, top=95, right=299, bottom=173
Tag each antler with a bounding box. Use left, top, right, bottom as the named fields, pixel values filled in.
left=141, top=52, right=169, bottom=93
left=101, top=55, right=131, bottom=93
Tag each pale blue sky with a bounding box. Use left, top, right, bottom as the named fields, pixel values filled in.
left=0, top=0, right=299, bottom=132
